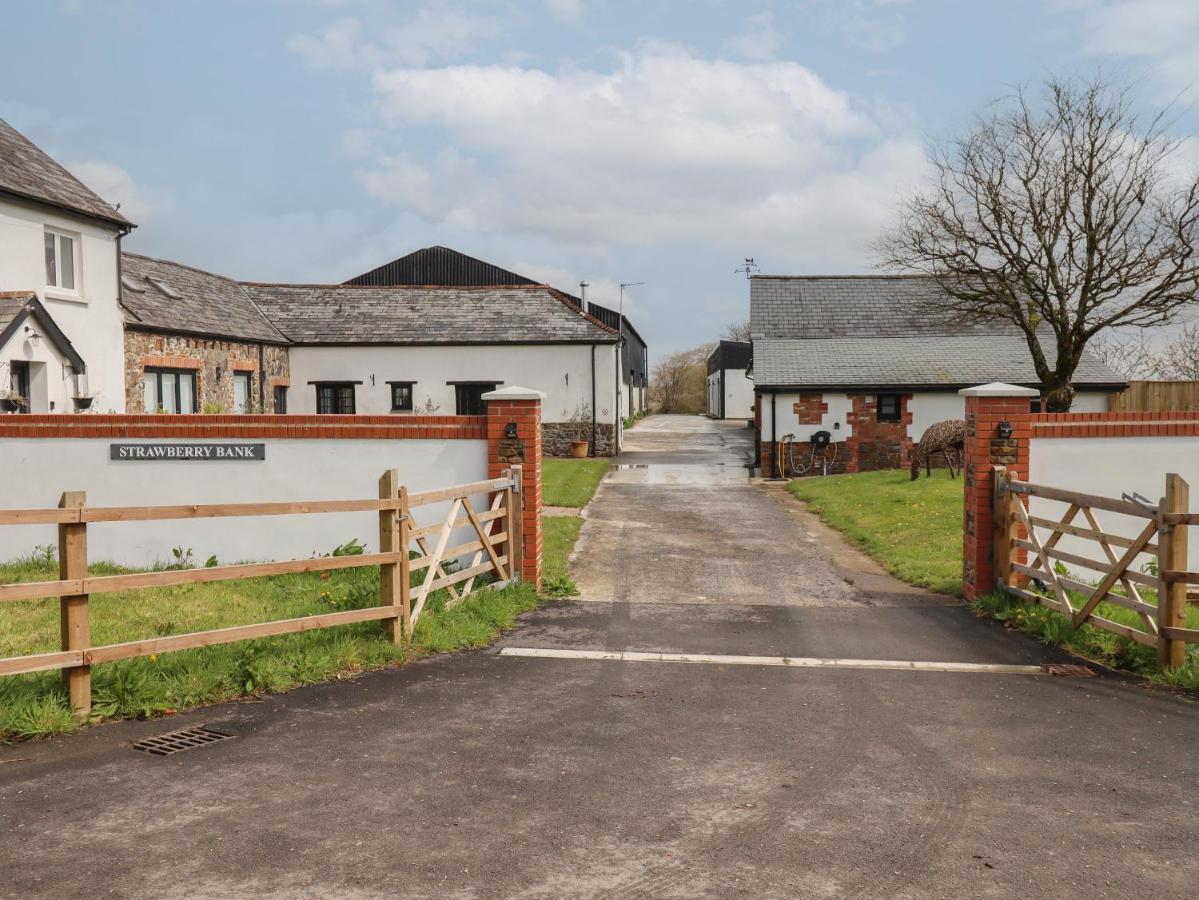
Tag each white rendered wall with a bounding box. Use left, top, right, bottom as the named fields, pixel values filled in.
left=722, top=368, right=753, bottom=420
left=1069, top=392, right=1111, bottom=413
left=1029, top=435, right=1199, bottom=566
left=0, top=198, right=126, bottom=412
left=908, top=393, right=965, bottom=442
left=288, top=343, right=620, bottom=426
left=0, top=326, right=74, bottom=413
left=706, top=372, right=720, bottom=417
left=0, top=438, right=488, bottom=568
left=759, top=391, right=853, bottom=443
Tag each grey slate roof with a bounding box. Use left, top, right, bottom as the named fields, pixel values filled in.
left=0, top=118, right=132, bottom=227
left=245, top=284, right=618, bottom=345
left=120, top=254, right=288, bottom=344
left=753, top=335, right=1125, bottom=389
left=750, top=275, right=1004, bottom=340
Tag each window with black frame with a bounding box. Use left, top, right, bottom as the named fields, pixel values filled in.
left=273, top=385, right=288, bottom=414
left=876, top=393, right=902, bottom=422
left=143, top=367, right=197, bottom=414
left=453, top=382, right=497, bottom=415
left=315, top=382, right=356, bottom=414
left=388, top=381, right=414, bottom=412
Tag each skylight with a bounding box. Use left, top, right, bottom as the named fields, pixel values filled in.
left=148, top=277, right=182, bottom=299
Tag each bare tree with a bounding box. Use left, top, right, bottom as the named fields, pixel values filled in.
left=879, top=75, right=1199, bottom=410
left=1088, top=331, right=1159, bottom=380
left=724, top=318, right=751, bottom=342
left=1155, top=323, right=1199, bottom=381
left=650, top=345, right=713, bottom=413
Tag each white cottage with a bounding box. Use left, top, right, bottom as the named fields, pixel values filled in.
left=0, top=118, right=133, bottom=412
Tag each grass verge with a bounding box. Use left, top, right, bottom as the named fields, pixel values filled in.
left=786, top=468, right=1199, bottom=693
left=787, top=469, right=963, bottom=595
left=542, top=458, right=610, bottom=507
left=1, top=508, right=591, bottom=742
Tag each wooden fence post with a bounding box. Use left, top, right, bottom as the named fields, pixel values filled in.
left=399, top=484, right=411, bottom=637
left=378, top=470, right=402, bottom=644
left=992, top=466, right=1014, bottom=592
left=1157, top=473, right=1189, bottom=669
left=58, top=491, right=90, bottom=719
left=509, top=464, right=525, bottom=583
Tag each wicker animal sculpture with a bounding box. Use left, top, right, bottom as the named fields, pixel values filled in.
left=910, top=419, right=966, bottom=480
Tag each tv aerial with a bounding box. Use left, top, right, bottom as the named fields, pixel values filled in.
left=735, top=257, right=759, bottom=278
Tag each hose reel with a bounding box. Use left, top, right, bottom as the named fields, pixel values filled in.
left=776, top=430, right=838, bottom=478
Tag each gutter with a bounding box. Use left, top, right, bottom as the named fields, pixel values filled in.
left=769, top=391, right=777, bottom=480
left=590, top=343, right=598, bottom=457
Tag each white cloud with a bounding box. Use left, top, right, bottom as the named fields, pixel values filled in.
left=805, top=0, right=909, bottom=52
left=64, top=160, right=160, bottom=223
left=722, top=12, right=781, bottom=62
left=544, top=0, right=585, bottom=23
left=357, top=41, right=926, bottom=267
left=288, top=2, right=503, bottom=70
left=287, top=19, right=368, bottom=69
left=1071, top=0, right=1199, bottom=100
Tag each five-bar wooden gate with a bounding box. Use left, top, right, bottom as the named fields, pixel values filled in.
left=0, top=466, right=524, bottom=717
left=993, top=466, right=1198, bottom=668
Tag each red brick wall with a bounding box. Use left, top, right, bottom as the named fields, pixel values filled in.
left=793, top=393, right=828, bottom=425
left=0, top=414, right=486, bottom=439
left=845, top=394, right=912, bottom=473
left=486, top=398, right=543, bottom=588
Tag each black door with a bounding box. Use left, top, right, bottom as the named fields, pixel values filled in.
left=10, top=361, right=30, bottom=413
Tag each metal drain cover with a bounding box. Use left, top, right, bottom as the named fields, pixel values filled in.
left=133, top=726, right=233, bottom=756
left=1043, top=663, right=1096, bottom=678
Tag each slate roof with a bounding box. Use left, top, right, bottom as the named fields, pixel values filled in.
left=120, top=254, right=288, bottom=344
left=753, top=335, right=1125, bottom=389
left=0, top=118, right=132, bottom=227
left=750, top=275, right=1004, bottom=340
left=245, top=284, right=618, bottom=345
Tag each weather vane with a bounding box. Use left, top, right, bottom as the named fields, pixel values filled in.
left=734, top=257, right=759, bottom=278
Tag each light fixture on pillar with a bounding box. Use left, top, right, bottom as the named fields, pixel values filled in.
left=505, top=421, right=518, bottom=439
left=997, top=421, right=1013, bottom=439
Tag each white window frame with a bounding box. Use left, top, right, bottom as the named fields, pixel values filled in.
left=44, top=226, right=82, bottom=298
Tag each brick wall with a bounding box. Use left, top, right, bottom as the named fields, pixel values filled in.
left=845, top=394, right=912, bottom=473
left=485, top=393, right=544, bottom=588
left=124, top=330, right=290, bottom=414
left=793, top=393, right=827, bottom=425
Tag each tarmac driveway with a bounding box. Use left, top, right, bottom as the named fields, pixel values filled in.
left=1, top=415, right=1197, bottom=898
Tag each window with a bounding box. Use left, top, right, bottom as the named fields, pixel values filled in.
left=233, top=372, right=252, bottom=414
left=9, top=362, right=31, bottom=413
left=877, top=394, right=902, bottom=422
left=388, top=382, right=414, bottom=412
left=315, top=382, right=356, bottom=414
left=144, top=367, right=197, bottom=414
left=44, top=227, right=79, bottom=293
left=273, top=385, right=288, bottom=414
left=453, top=383, right=496, bottom=416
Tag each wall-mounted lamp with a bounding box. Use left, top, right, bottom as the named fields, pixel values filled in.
left=997, top=421, right=1013, bottom=439
left=505, top=421, right=518, bottom=439
left=23, top=325, right=40, bottom=347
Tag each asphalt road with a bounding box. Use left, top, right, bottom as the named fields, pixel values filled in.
left=1, top=415, right=1196, bottom=898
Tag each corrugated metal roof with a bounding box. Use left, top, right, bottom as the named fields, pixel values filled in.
left=344, top=246, right=538, bottom=287
left=0, top=119, right=132, bottom=227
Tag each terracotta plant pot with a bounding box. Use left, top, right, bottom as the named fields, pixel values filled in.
left=569, top=440, right=590, bottom=458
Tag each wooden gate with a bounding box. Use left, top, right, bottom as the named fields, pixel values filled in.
left=0, top=466, right=524, bottom=717
left=993, top=466, right=1198, bottom=667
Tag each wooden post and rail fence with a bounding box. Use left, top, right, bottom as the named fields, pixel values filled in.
left=992, top=467, right=1198, bottom=669
left=0, top=466, right=525, bottom=718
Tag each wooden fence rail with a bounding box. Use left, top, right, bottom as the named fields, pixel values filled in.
left=0, top=466, right=523, bottom=718
left=993, top=467, right=1196, bottom=668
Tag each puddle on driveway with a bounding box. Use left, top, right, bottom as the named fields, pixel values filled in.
left=605, top=463, right=750, bottom=486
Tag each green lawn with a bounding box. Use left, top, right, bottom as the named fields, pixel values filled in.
left=787, top=468, right=1199, bottom=692
left=542, top=458, right=610, bottom=507
left=788, top=469, right=964, bottom=596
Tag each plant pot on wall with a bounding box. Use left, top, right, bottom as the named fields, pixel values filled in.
left=72, top=396, right=95, bottom=411
left=0, top=395, right=26, bottom=413
left=569, top=440, right=590, bottom=458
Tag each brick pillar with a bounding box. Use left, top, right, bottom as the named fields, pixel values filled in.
left=960, top=383, right=1037, bottom=600
left=485, top=387, right=544, bottom=589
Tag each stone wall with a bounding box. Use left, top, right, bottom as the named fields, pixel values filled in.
left=542, top=421, right=616, bottom=457
left=124, top=330, right=290, bottom=413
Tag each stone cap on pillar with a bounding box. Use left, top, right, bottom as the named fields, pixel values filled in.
left=482, top=386, right=546, bottom=401
left=958, top=382, right=1040, bottom=398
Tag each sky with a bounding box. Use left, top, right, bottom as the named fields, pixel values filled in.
left=3, top=0, right=1197, bottom=357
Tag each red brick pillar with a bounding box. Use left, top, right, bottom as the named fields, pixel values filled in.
left=960, top=383, right=1037, bottom=600
left=485, top=387, right=544, bottom=589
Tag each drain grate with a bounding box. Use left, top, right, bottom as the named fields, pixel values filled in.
left=1043, top=663, right=1096, bottom=678
left=133, top=726, right=233, bottom=756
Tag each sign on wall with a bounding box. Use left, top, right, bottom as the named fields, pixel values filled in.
left=110, top=443, right=266, bottom=461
